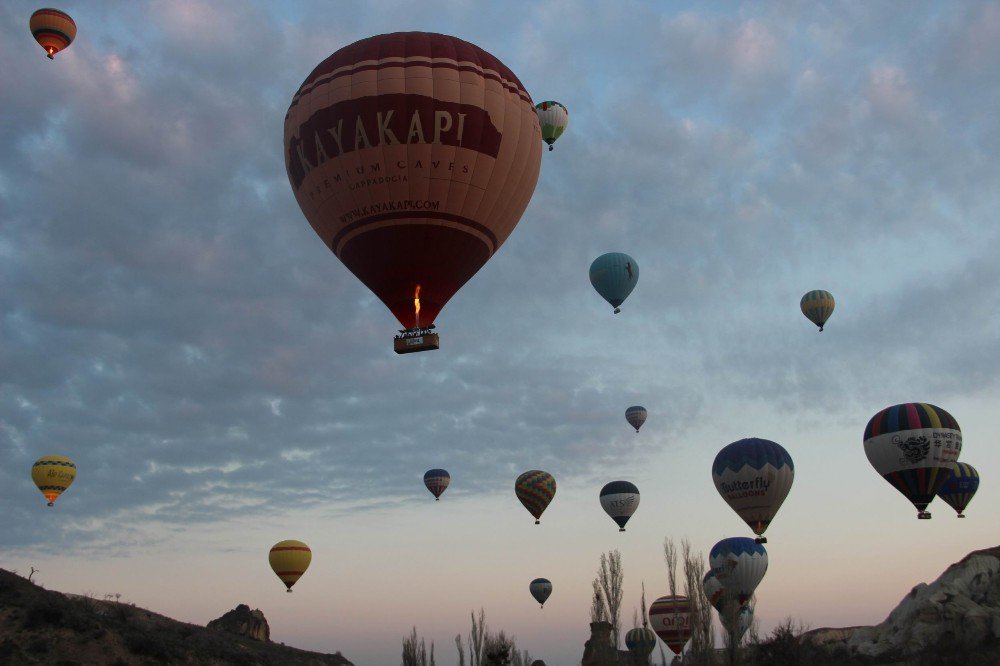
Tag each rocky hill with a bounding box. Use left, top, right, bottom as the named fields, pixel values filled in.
left=0, top=568, right=353, bottom=665
left=801, top=545, right=1000, bottom=664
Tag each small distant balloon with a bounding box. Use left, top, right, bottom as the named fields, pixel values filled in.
left=648, top=595, right=692, bottom=656
left=625, top=627, right=658, bottom=657
left=863, top=403, right=961, bottom=519
left=515, top=470, right=556, bottom=524
left=535, top=101, right=568, bottom=151
left=936, top=462, right=979, bottom=518
left=590, top=253, right=638, bottom=314
left=625, top=406, right=647, bottom=433
left=800, top=290, right=835, bottom=332
left=423, top=468, right=450, bottom=500
left=712, top=437, right=794, bottom=543
left=529, top=578, right=552, bottom=608
left=268, top=540, right=312, bottom=592
left=30, top=8, right=76, bottom=60
left=709, top=538, right=768, bottom=606
left=31, top=455, right=76, bottom=506
left=599, top=481, right=640, bottom=531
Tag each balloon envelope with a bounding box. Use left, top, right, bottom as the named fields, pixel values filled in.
left=936, top=462, right=979, bottom=517
left=423, top=468, right=450, bottom=500
left=515, top=470, right=556, bottom=523
left=31, top=455, right=76, bottom=506
left=800, top=290, right=835, bottom=331
left=29, top=8, right=76, bottom=59
left=709, top=538, right=768, bottom=605
left=648, top=595, right=692, bottom=655
left=589, top=253, right=638, bottom=313
left=529, top=578, right=552, bottom=607
left=284, top=32, right=542, bottom=331
left=269, top=540, right=312, bottom=592
left=599, top=480, right=640, bottom=531
left=712, top=437, right=794, bottom=541
left=535, top=101, right=568, bottom=150
left=625, top=627, right=657, bottom=656
left=625, top=406, right=647, bottom=433
left=863, top=403, right=961, bottom=518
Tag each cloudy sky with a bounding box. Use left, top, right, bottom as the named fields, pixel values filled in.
left=2, top=1, right=999, bottom=663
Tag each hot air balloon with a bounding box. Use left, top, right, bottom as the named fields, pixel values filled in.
left=269, top=540, right=312, bottom=592
left=515, top=470, right=556, bottom=524
left=648, top=595, right=692, bottom=656
left=284, top=33, right=542, bottom=354
left=31, top=455, right=76, bottom=506
left=30, top=8, right=76, bottom=60
left=703, top=569, right=754, bottom=641
left=712, top=438, right=794, bottom=543
left=589, top=253, right=638, bottom=314
left=599, top=481, right=640, bottom=531
left=625, top=406, right=647, bottom=433
left=863, top=403, right=961, bottom=519
left=936, top=462, right=979, bottom=518
left=800, top=290, right=835, bottom=332
left=423, top=468, right=450, bottom=500
left=709, top=538, right=767, bottom=606
left=535, top=101, right=568, bottom=151
left=529, top=578, right=552, bottom=608
left=625, top=627, right=658, bottom=657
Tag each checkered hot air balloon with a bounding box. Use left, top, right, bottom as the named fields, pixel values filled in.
left=423, top=468, right=450, bottom=500
left=515, top=470, right=556, bottom=524
left=864, top=403, right=962, bottom=519
left=936, top=461, right=979, bottom=518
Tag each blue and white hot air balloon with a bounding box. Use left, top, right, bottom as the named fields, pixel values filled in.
left=712, top=438, right=794, bottom=543
left=709, top=538, right=767, bottom=606
left=589, top=253, right=638, bottom=314
left=599, top=481, right=640, bottom=531
left=936, top=462, right=979, bottom=518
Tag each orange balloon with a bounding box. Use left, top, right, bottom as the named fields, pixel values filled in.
left=29, top=8, right=76, bottom=60
left=284, top=32, right=542, bottom=330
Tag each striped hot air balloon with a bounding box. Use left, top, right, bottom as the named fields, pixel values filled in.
left=529, top=578, right=552, bottom=608
left=29, top=8, right=76, bottom=60
left=625, top=627, right=657, bottom=657
left=599, top=480, right=640, bottom=531
left=863, top=403, right=961, bottom=519
left=648, top=595, right=692, bottom=656
left=534, top=101, right=568, bottom=151
left=423, top=468, right=450, bottom=500
left=268, top=540, right=312, bottom=592
left=31, top=455, right=76, bottom=506
left=712, top=438, right=794, bottom=543
left=625, top=406, right=647, bottom=433
left=800, top=290, right=835, bottom=331
left=589, top=253, right=638, bottom=314
left=709, top=538, right=767, bottom=606
left=515, top=470, right=556, bottom=524
left=936, top=462, right=979, bottom=518
left=703, top=569, right=754, bottom=641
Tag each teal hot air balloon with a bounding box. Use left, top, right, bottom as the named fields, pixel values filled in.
left=589, top=253, right=638, bottom=314
left=936, top=462, right=979, bottom=517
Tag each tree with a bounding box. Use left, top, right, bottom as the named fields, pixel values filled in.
left=402, top=627, right=436, bottom=666
left=593, top=549, right=624, bottom=651
left=662, top=537, right=714, bottom=666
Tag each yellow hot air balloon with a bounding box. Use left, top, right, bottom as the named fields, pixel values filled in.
left=800, top=290, right=835, bottom=331
left=269, top=540, right=312, bottom=592
left=31, top=455, right=76, bottom=506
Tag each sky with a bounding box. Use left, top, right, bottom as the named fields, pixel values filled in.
left=2, top=1, right=999, bottom=664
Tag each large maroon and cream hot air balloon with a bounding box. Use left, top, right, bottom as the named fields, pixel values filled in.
left=284, top=32, right=542, bottom=353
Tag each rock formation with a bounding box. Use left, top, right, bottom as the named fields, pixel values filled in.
left=207, top=603, right=271, bottom=642
left=581, top=621, right=632, bottom=665
left=805, top=545, right=1000, bottom=662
